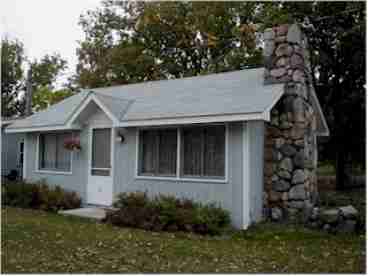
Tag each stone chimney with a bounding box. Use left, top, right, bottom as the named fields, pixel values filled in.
left=25, top=68, right=33, bottom=116
left=262, top=24, right=318, bottom=221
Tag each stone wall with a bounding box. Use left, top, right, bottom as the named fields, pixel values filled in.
left=263, top=24, right=319, bottom=220
left=307, top=205, right=359, bottom=234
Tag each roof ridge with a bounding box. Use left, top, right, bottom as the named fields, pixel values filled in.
left=83, top=67, right=265, bottom=93
left=92, top=91, right=133, bottom=103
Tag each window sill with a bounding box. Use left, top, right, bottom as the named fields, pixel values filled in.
left=35, top=170, right=72, bottom=175
left=135, top=175, right=227, bottom=184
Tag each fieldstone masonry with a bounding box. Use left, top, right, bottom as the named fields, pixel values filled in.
left=263, top=23, right=319, bottom=220
left=307, top=205, right=359, bottom=234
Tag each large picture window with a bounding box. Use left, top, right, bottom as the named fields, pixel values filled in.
left=38, top=133, right=72, bottom=172
left=137, top=125, right=226, bottom=180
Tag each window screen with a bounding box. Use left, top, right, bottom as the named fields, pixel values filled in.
left=91, top=128, right=111, bottom=169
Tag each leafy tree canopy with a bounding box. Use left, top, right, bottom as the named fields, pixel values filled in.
left=1, top=38, right=25, bottom=117
left=75, top=1, right=263, bottom=88
left=29, top=54, right=72, bottom=111
left=1, top=38, right=72, bottom=116
left=30, top=54, right=67, bottom=90
left=31, top=87, right=73, bottom=112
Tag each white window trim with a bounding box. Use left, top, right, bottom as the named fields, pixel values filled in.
left=35, top=132, right=73, bottom=175
left=135, top=124, right=229, bottom=183
left=17, top=140, right=24, bottom=168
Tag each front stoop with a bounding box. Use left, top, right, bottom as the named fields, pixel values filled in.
left=58, top=207, right=107, bottom=221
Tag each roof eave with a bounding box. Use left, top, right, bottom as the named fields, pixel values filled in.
left=1, top=122, right=13, bottom=127
left=5, top=124, right=82, bottom=134
left=310, top=86, right=330, bottom=137
left=117, top=112, right=270, bottom=128
left=316, top=129, right=330, bottom=137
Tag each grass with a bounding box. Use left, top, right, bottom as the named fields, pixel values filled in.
left=317, top=163, right=365, bottom=176
left=317, top=163, right=336, bottom=176
left=2, top=207, right=365, bottom=273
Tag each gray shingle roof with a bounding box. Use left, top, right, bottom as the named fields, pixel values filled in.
left=1, top=116, right=26, bottom=126
left=7, top=91, right=89, bottom=129
left=91, top=68, right=284, bottom=122
left=7, top=68, right=285, bottom=131
left=93, top=93, right=133, bottom=121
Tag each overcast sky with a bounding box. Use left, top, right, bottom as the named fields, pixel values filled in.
left=1, top=0, right=103, bottom=85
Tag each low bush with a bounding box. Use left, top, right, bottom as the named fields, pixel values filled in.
left=105, top=192, right=231, bottom=235
left=2, top=180, right=82, bottom=212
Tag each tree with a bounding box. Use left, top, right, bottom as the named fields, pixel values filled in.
left=260, top=2, right=366, bottom=189
left=29, top=54, right=72, bottom=111
left=30, top=54, right=67, bottom=90
left=2, top=37, right=72, bottom=116
left=32, top=87, right=73, bottom=112
left=75, top=1, right=263, bottom=88
left=1, top=38, right=25, bottom=117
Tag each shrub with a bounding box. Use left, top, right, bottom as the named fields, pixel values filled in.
left=109, top=192, right=157, bottom=229
left=105, top=191, right=231, bottom=235
left=2, top=180, right=33, bottom=208
left=2, top=180, right=82, bottom=212
left=194, top=203, right=231, bottom=235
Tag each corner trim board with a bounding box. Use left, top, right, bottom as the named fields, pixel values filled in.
left=242, top=122, right=251, bottom=229
left=22, top=136, right=27, bottom=180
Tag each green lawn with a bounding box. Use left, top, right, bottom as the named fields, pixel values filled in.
left=2, top=207, right=365, bottom=273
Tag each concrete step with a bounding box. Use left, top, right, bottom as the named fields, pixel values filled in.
left=58, top=207, right=107, bottom=221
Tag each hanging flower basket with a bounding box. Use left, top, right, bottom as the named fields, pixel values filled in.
left=64, top=138, right=81, bottom=151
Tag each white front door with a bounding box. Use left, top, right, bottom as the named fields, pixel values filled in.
left=87, top=127, right=114, bottom=206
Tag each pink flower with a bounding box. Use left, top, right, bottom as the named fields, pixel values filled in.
left=64, top=138, right=81, bottom=150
